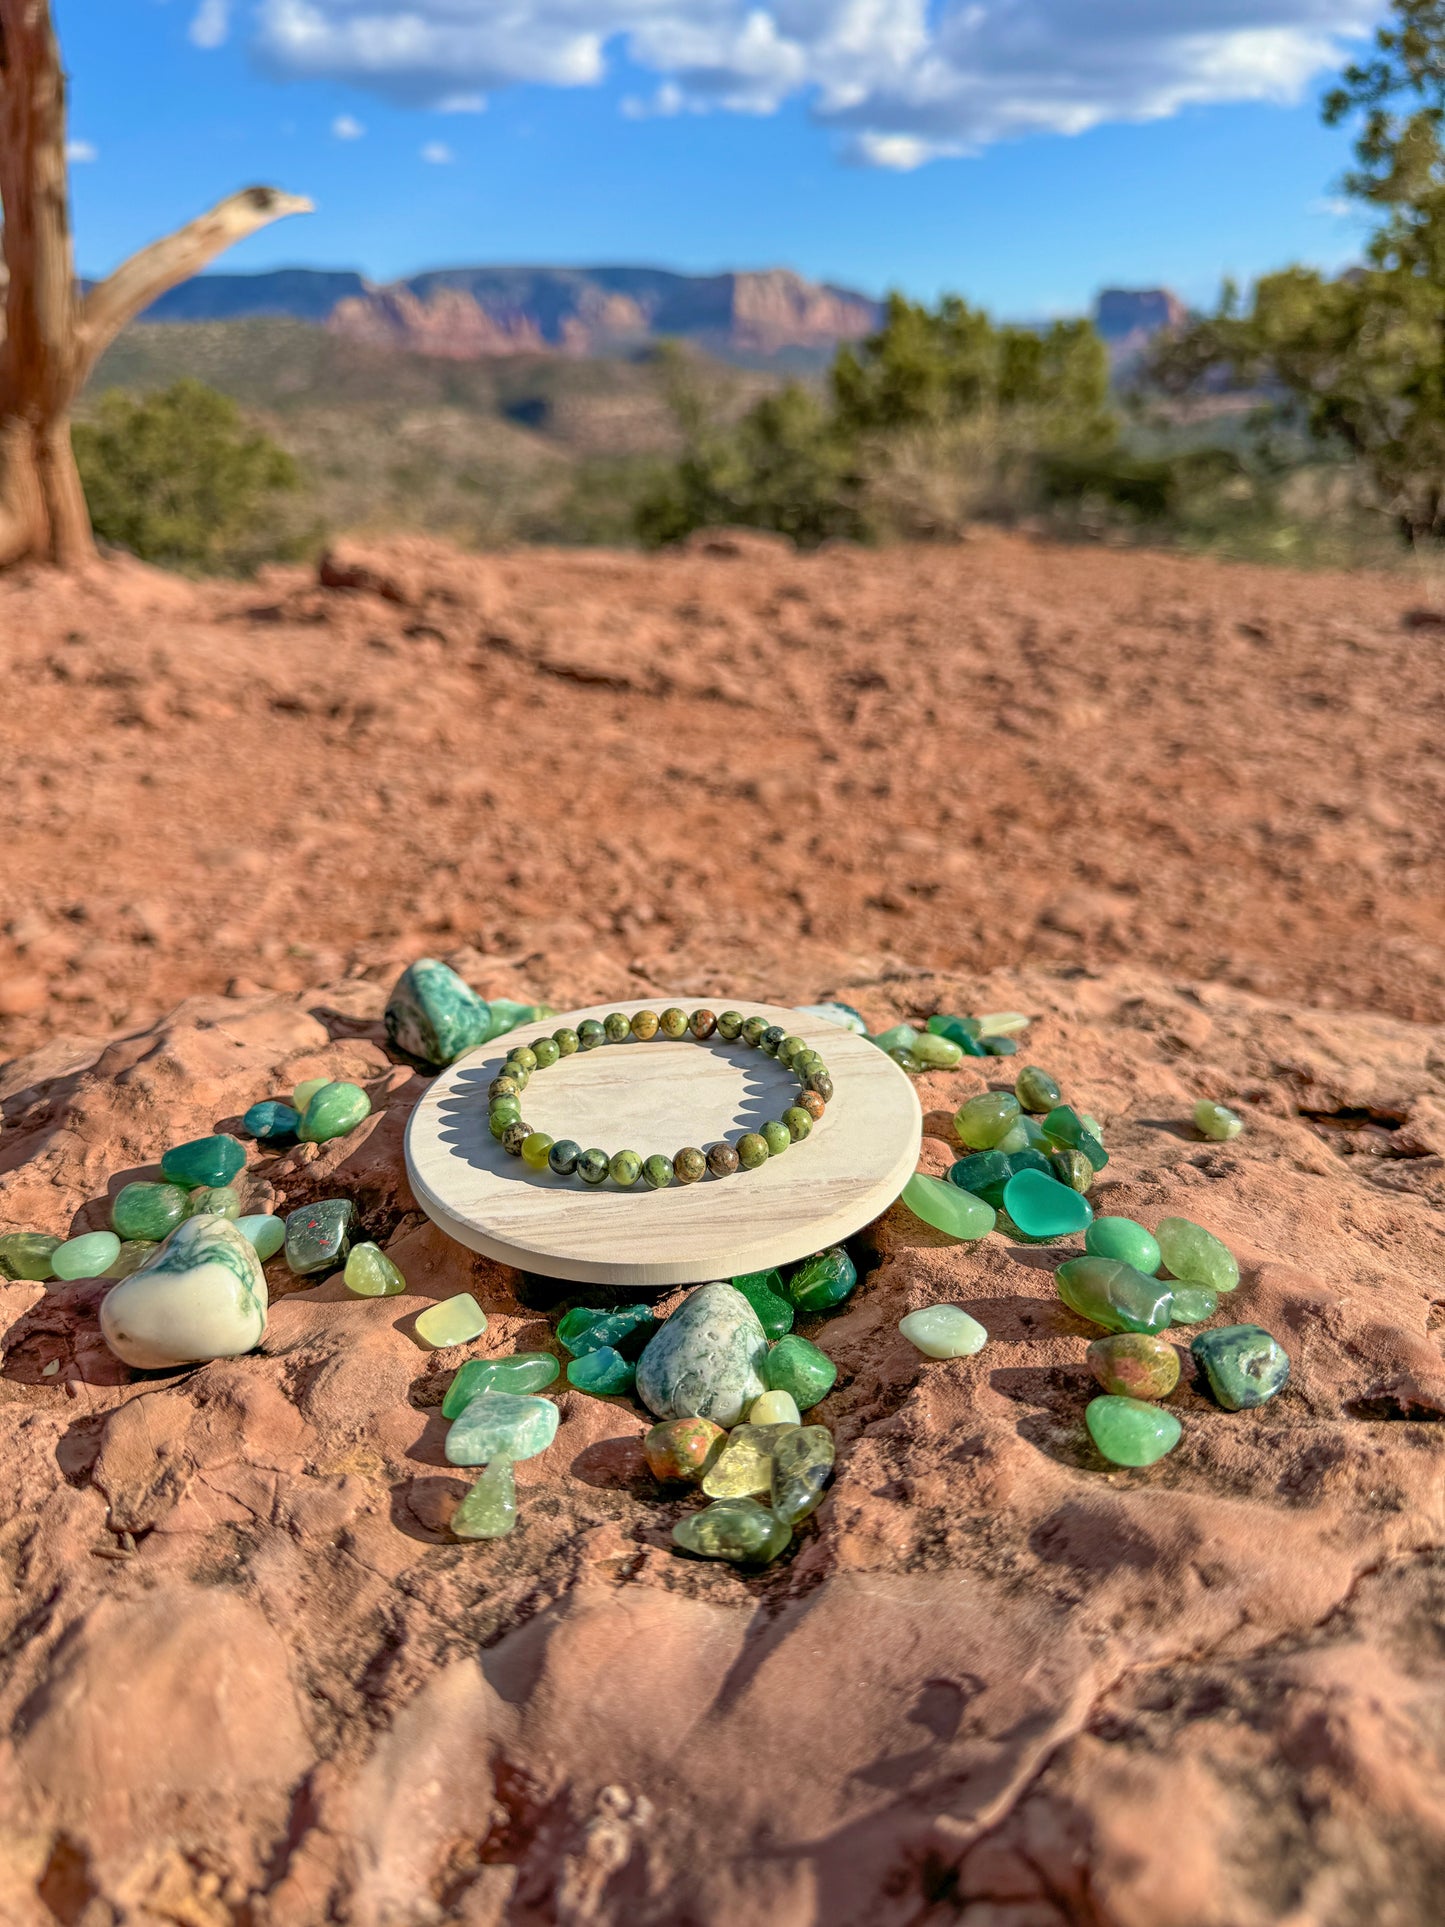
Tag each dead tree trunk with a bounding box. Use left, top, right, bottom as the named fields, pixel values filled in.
left=0, top=0, right=311, bottom=568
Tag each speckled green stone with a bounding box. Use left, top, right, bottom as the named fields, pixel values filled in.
left=1086, top=1395, right=1182, bottom=1467
left=761, top=1332, right=836, bottom=1407
left=236, top=1214, right=285, bottom=1261
left=187, top=1185, right=242, bottom=1220
left=770, top=1424, right=834, bottom=1524
left=1014, top=1066, right=1062, bottom=1114
left=781, top=1107, right=813, bottom=1143
left=0, top=1232, right=62, bottom=1281
left=642, top=1153, right=673, bottom=1189
left=716, top=1010, right=745, bottom=1040
left=444, top=1352, right=559, bottom=1417
left=732, top=1269, right=794, bottom=1338
left=567, top=1346, right=636, bottom=1395
left=673, top=1497, right=790, bottom=1564
left=384, top=957, right=490, bottom=1068
left=603, top=1011, right=632, bottom=1042
left=489, top=1099, right=521, bottom=1139
left=609, top=1149, right=642, bottom=1187
left=786, top=1245, right=857, bottom=1312
left=1192, top=1324, right=1289, bottom=1409
left=1002, top=1169, right=1093, bottom=1239
left=344, top=1242, right=406, bottom=1297
left=1194, top=1099, right=1243, bottom=1141
left=548, top=1139, right=581, bottom=1176
left=576, top=1020, right=606, bottom=1051
left=451, top=1462, right=517, bottom=1540
left=501, top=1121, right=533, bottom=1157
left=674, top=1146, right=707, bottom=1184
left=446, top=1390, right=558, bottom=1465
left=1157, top=1217, right=1239, bottom=1293
left=1169, top=1285, right=1219, bottom=1326
left=761, top=1120, right=791, bottom=1157
left=630, top=1010, right=660, bottom=1040
left=506, top=1045, right=539, bottom=1073
left=552, top=1026, right=581, bottom=1055
left=948, top=1150, right=1010, bottom=1196
left=299, top=1081, right=371, bottom=1144
left=283, top=1198, right=354, bottom=1276
left=160, top=1133, right=245, bottom=1191
left=955, top=1091, right=1022, bottom=1150
left=1051, top=1149, right=1095, bottom=1194
left=1040, top=1106, right=1107, bottom=1171
left=1056, top=1256, right=1173, bottom=1335
left=52, top=1231, right=122, bottom=1281
left=903, top=1172, right=996, bottom=1241
left=707, top=1142, right=740, bottom=1177
left=576, top=1147, right=609, bottom=1184
left=530, top=1036, right=561, bottom=1068
left=736, top=1133, right=769, bottom=1170
left=1085, top=1217, right=1162, bottom=1275
left=658, top=1007, right=689, bottom=1039
left=112, top=1181, right=190, bottom=1242
left=1086, top=1332, right=1180, bottom=1399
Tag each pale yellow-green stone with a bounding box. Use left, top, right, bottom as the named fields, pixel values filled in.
left=701, top=1423, right=781, bottom=1498
left=291, top=1076, right=330, bottom=1116
left=977, top=1012, right=1030, bottom=1037
left=451, top=1461, right=517, bottom=1540
left=344, top=1242, right=406, bottom=1297
left=749, top=1389, right=802, bottom=1426
left=415, top=1293, right=488, bottom=1347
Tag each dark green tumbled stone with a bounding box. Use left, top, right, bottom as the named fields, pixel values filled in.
left=1041, top=1106, right=1107, bottom=1171
left=672, top=1497, right=790, bottom=1564
left=160, top=1133, right=246, bottom=1191
left=1014, top=1066, right=1062, bottom=1114
left=981, top=1036, right=1018, bottom=1056
left=927, top=1013, right=987, bottom=1055
left=787, top=1246, right=857, bottom=1312
left=1192, top=1324, right=1290, bottom=1410
left=548, top=1138, right=581, bottom=1176
left=1056, top=1256, right=1173, bottom=1335
left=770, top=1424, right=835, bottom=1523
left=567, top=1346, right=636, bottom=1396
left=1051, top=1149, right=1095, bottom=1194
left=732, top=1269, right=794, bottom=1338
left=384, top=957, right=490, bottom=1068
left=558, top=1304, right=656, bottom=1358
left=284, top=1198, right=354, bottom=1276
left=576, top=1147, right=609, bottom=1184
left=112, top=1181, right=190, bottom=1242
left=948, top=1150, right=1011, bottom=1195
left=243, top=1099, right=300, bottom=1141
left=762, top=1334, right=836, bottom=1408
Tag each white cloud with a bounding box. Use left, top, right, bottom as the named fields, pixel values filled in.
left=65, top=138, right=98, bottom=163
left=420, top=140, right=455, bottom=163
left=238, top=1, right=1382, bottom=165
left=189, top=0, right=231, bottom=50
left=332, top=112, right=365, bottom=138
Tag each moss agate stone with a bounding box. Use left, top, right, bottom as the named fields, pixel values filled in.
left=771, top=1424, right=835, bottom=1524
left=761, top=1120, right=792, bottom=1157
left=415, top=1293, right=488, bottom=1348
left=1086, top=1332, right=1180, bottom=1399
left=451, top=1462, right=517, bottom=1540
left=1085, top=1217, right=1162, bottom=1275
left=1040, top=1106, right=1107, bottom=1171
left=236, top=1214, right=285, bottom=1261
left=444, top=1352, right=560, bottom=1417
left=1056, top=1256, right=1173, bottom=1335
left=786, top=1246, right=857, bottom=1312
left=99, top=1215, right=267, bottom=1369
left=1002, top=1169, right=1093, bottom=1240
left=283, top=1198, right=354, bottom=1277
left=673, top=1497, right=791, bottom=1565
left=902, top=1173, right=995, bottom=1242
left=299, top=1081, right=372, bottom=1144
left=732, top=1270, right=794, bottom=1338
left=385, top=957, right=490, bottom=1068
left=702, top=1424, right=780, bottom=1498
left=1157, top=1218, right=1240, bottom=1294
left=955, top=1091, right=1022, bottom=1150
left=160, top=1133, right=245, bottom=1191
left=1192, top=1325, right=1290, bottom=1410
left=445, top=1390, right=558, bottom=1465
left=1169, top=1285, right=1219, bottom=1326
left=762, top=1333, right=836, bottom=1407
left=112, top=1181, right=190, bottom=1243
left=243, top=1100, right=299, bottom=1141
left=1086, top=1395, right=1182, bottom=1467
left=0, top=1232, right=61, bottom=1281
left=344, top=1242, right=406, bottom=1297
left=567, top=1346, right=636, bottom=1396
left=635, top=1282, right=767, bottom=1426
left=1194, top=1099, right=1243, bottom=1141
left=643, top=1417, right=726, bottom=1483
left=899, top=1305, right=988, bottom=1358
left=52, top=1232, right=121, bottom=1281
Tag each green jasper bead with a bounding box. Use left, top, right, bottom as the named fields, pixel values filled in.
left=52, top=1231, right=122, bottom=1281
left=741, top=1015, right=770, bottom=1048
left=284, top=1198, right=354, bottom=1276
left=1086, top=1395, right=1182, bottom=1467
left=530, top=1035, right=561, bottom=1069
left=760, top=1025, right=786, bottom=1056
left=500, top=1120, right=532, bottom=1156
left=105, top=1240, right=159, bottom=1280
left=499, top=1061, right=530, bottom=1091
left=1194, top=1099, right=1243, bottom=1141
left=344, top=1241, right=407, bottom=1297
left=567, top=1346, right=636, bottom=1396
left=716, top=1009, right=745, bottom=1040
left=761, top=1120, right=792, bottom=1157
left=1169, top=1285, right=1219, bottom=1326
left=770, top=1425, right=834, bottom=1525
left=1056, top=1256, right=1173, bottom=1335
left=548, top=1138, right=581, bottom=1176
left=1157, top=1217, right=1240, bottom=1293
left=1014, top=1066, right=1062, bottom=1114
left=112, top=1181, right=190, bottom=1242
left=1040, top=1106, right=1108, bottom=1171
left=642, top=1154, right=673, bottom=1189
left=659, top=1007, right=689, bottom=1039
left=630, top=1009, right=660, bottom=1040
left=903, top=1172, right=996, bottom=1241
left=762, top=1333, right=836, bottom=1408
left=673, top=1497, right=791, bottom=1565
left=451, top=1462, right=517, bottom=1541
left=781, top=1106, right=813, bottom=1142
left=1002, top=1169, right=1093, bottom=1240
left=1085, top=1217, right=1162, bottom=1275
left=732, top=1269, right=794, bottom=1338
left=787, top=1245, right=857, bottom=1312
left=1086, top=1332, right=1180, bottom=1400
left=236, top=1214, right=285, bottom=1261
left=955, top=1091, right=1022, bottom=1151
left=1051, top=1149, right=1095, bottom=1194
left=506, top=1045, right=539, bottom=1073
left=443, top=1352, right=560, bottom=1417
left=1192, top=1324, right=1289, bottom=1409
left=576, top=1021, right=606, bottom=1051
left=603, top=1011, right=632, bottom=1042
left=299, top=1080, right=371, bottom=1144
left=575, top=1147, right=609, bottom=1184
left=609, top=1149, right=642, bottom=1187
left=488, top=1075, right=522, bottom=1102
left=552, top=1026, right=580, bottom=1056
left=690, top=1008, right=718, bottom=1039
left=908, top=1030, right=964, bottom=1069
left=736, top=1133, right=769, bottom=1170
left=187, top=1184, right=242, bottom=1220
left=159, top=1133, right=245, bottom=1191
left=0, top=1232, right=62, bottom=1281
left=674, top=1147, right=707, bottom=1184
left=777, top=1034, right=806, bottom=1066
left=522, top=1132, right=555, bottom=1170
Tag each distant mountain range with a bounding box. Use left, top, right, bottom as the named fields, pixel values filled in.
left=133, top=265, right=1185, bottom=368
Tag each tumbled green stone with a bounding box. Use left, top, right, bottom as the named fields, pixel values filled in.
left=1169, top=1285, right=1219, bottom=1326
left=787, top=1245, right=857, bottom=1312
left=446, top=1389, right=558, bottom=1465
left=642, top=1153, right=674, bottom=1188
left=982, top=1036, right=1019, bottom=1057
left=576, top=1147, right=609, bottom=1185
left=732, top=1270, right=794, bottom=1338
left=187, top=1185, right=242, bottom=1220
left=299, top=1081, right=372, bottom=1145
left=1157, top=1217, right=1240, bottom=1293
left=751, top=1387, right=801, bottom=1425
left=284, top=1198, right=354, bottom=1276
left=522, top=1132, right=555, bottom=1170
left=1040, top=1106, right=1107, bottom=1171
left=902, top=1173, right=996, bottom=1241
left=1056, top=1256, right=1173, bottom=1335
left=994, top=1120, right=1031, bottom=1154
left=927, top=1015, right=987, bottom=1056
left=344, top=1242, right=406, bottom=1297
left=451, top=1461, right=517, bottom=1540
left=236, top=1214, right=286, bottom=1261
left=385, top=957, right=490, bottom=1067
left=1085, top=1217, right=1162, bottom=1275
left=673, top=1497, right=791, bottom=1564
left=799, top=1001, right=867, bottom=1034
left=736, top=1133, right=769, bottom=1171
left=0, top=1232, right=62, bottom=1281
left=105, top=1240, right=160, bottom=1280
left=948, top=1150, right=1011, bottom=1195
left=771, top=1424, right=835, bottom=1524
left=1194, top=1099, right=1243, bottom=1141
left=1192, top=1324, right=1289, bottom=1409
left=909, top=1030, right=963, bottom=1069
left=898, top=1304, right=988, bottom=1358
left=890, top=1047, right=925, bottom=1072
left=444, top=1351, right=560, bottom=1417
left=1014, top=1066, right=1062, bottom=1114
left=1086, top=1332, right=1180, bottom=1399
left=1051, top=1148, right=1095, bottom=1194
left=567, top=1346, right=636, bottom=1395
left=761, top=1120, right=792, bottom=1157
left=954, top=1091, right=1021, bottom=1149
left=702, top=1424, right=779, bottom=1498
left=1081, top=1113, right=1106, bottom=1144
left=485, top=997, right=540, bottom=1042
left=763, top=1332, right=836, bottom=1407
left=292, top=1077, right=330, bottom=1116
left=112, top=1181, right=190, bottom=1242
left=160, top=1133, right=245, bottom=1191
left=52, top=1231, right=121, bottom=1281
left=557, top=1303, right=655, bottom=1358
left=643, top=1416, right=726, bottom=1482
left=548, top=1138, right=581, bottom=1176
left=1002, top=1169, right=1093, bottom=1240
left=870, top=1023, right=918, bottom=1055
left=243, top=1100, right=300, bottom=1141
left=416, top=1292, right=488, bottom=1348
left=1086, top=1395, right=1182, bottom=1467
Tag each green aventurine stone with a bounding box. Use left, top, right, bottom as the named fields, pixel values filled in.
left=416, top=1293, right=489, bottom=1348
left=445, top=1390, right=558, bottom=1465
left=236, top=1214, right=286, bottom=1261
left=673, top=1497, right=791, bottom=1565
left=702, top=1423, right=779, bottom=1498
left=763, top=1333, right=837, bottom=1407
left=557, top=1304, right=655, bottom=1358
left=643, top=1417, right=726, bottom=1483
left=1014, top=1066, right=1062, bottom=1114
left=299, top=1081, right=372, bottom=1144
left=1157, top=1217, right=1240, bottom=1294
left=283, top=1198, right=354, bottom=1276
left=243, top=1099, right=300, bottom=1141
left=902, top=1173, right=996, bottom=1242
left=52, top=1231, right=121, bottom=1281
left=160, top=1133, right=246, bottom=1190
left=1085, top=1395, right=1182, bottom=1467
left=1040, top=1107, right=1107, bottom=1171
left=444, top=1352, right=560, bottom=1417
left=187, top=1185, right=242, bottom=1220
left=732, top=1270, right=794, bottom=1338
left=451, top=1462, right=517, bottom=1540
left=899, top=1304, right=988, bottom=1358
left=112, top=1181, right=190, bottom=1242
left=1056, top=1256, right=1173, bottom=1335
left=567, top=1346, right=636, bottom=1395
left=1086, top=1332, right=1181, bottom=1400
left=909, top=1030, right=963, bottom=1068
left=787, top=1246, right=857, bottom=1312
left=955, top=1091, right=1022, bottom=1150
left=384, top=957, right=490, bottom=1068
left=1194, top=1099, right=1243, bottom=1141
left=1169, top=1286, right=1219, bottom=1326
left=771, top=1424, right=834, bottom=1524
left=1002, top=1169, right=1093, bottom=1240
left=344, top=1242, right=406, bottom=1297
left=0, top=1232, right=62, bottom=1281
left=1085, top=1216, right=1162, bottom=1275
left=1192, top=1325, right=1290, bottom=1410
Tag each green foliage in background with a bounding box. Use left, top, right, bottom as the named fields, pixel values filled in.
left=74, top=378, right=306, bottom=572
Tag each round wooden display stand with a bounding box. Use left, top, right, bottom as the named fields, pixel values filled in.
left=405, top=999, right=922, bottom=1288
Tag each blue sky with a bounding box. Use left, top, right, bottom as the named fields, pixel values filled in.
left=65, top=2, right=1382, bottom=316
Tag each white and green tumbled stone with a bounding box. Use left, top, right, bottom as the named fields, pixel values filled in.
left=384, top=957, right=491, bottom=1068
left=451, top=1462, right=518, bottom=1540
left=445, top=1390, right=558, bottom=1465
left=111, top=1181, right=190, bottom=1243
left=899, top=1305, right=988, bottom=1358
left=635, top=1282, right=768, bottom=1427
left=99, top=1215, right=268, bottom=1369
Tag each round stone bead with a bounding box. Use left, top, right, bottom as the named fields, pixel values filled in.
left=552, top=1027, right=580, bottom=1056
left=489, top=1075, right=522, bottom=1102
left=610, top=1149, right=642, bottom=1187
left=776, top=1035, right=805, bottom=1066
left=760, top=1025, right=786, bottom=1057
left=1085, top=1217, right=1163, bottom=1276
left=713, top=1010, right=743, bottom=1040
left=690, top=1009, right=718, bottom=1039
left=501, top=1120, right=532, bottom=1156
left=1014, top=1066, right=1062, bottom=1114
left=955, top=1091, right=1022, bottom=1150
left=576, top=1147, right=610, bottom=1185
left=706, top=1141, right=740, bottom=1178
left=52, top=1231, right=122, bottom=1281
left=781, top=1106, right=813, bottom=1142
left=500, top=1061, right=530, bottom=1090
left=642, top=1154, right=673, bottom=1189
left=797, top=1090, right=826, bottom=1122
left=806, top=1072, right=834, bottom=1102
left=736, top=1132, right=769, bottom=1170
left=659, top=1007, right=689, bottom=1039
left=1194, top=1099, right=1243, bottom=1141
left=521, top=1132, right=555, bottom=1170
left=762, top=1120, right=792, bottom=1157
left=112, top=1181, right=190, bottom=1243
left=531, top=1036, right=561, bottom=1068
left=793, top=1049, right=824, bottom=1071
left=577, top=1020, right=606, bottom=1051
left=506, top=1045, right=539, bottom=1073
left=603, top=1012, right=631, bottom=1042
left=548, top=1138, right=581, bottom=1176
left=674, top=1147, right=707, bottom=1184
left=631, top=1010, right=660, bottom=1040
left=741, top=1016, right=769, bottom=1048
left=489, top=1098, right=521, bottom=1138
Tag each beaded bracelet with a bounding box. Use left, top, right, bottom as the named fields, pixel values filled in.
left=486, top=1007, right=834, bottom=1188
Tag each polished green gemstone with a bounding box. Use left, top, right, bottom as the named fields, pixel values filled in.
left=548, top=1139, right=581, bottom=1176
left=0, top=1232, right=62, bottom=1281
left=927, top=1013, right=987, bottom=1055
left=444, top=1352, right=560, bottom=1416
left=522, top=1131, right=555, bottom=1170
left=1086, top=1395, right=1182, bottom=1467
left=1157, top=1217, right=1239, bottom=1293
left=344, top=1241, right=406, bottom=1297
left=506, top=1045, right=539, bottom=1072
left=1051, top=1149, right=1095, bottom=1194
left=299, top=1081, right=371, bottom=1144
left=489, top=1076, right=522, bottom=1104
left=552, top=1026, right=580, bottom=1056
left=530, top=1035, right=561, bottom=1068
left=771, top=1424, right=834, bottom=1524
left=291, top=1076, right=330, bottom=1116
left=691, top=1009, right=718, bottom=1039
left=787, top=1245, right=857, bottom=1312
left=751, top=1388, right=801, bottom=1426
left=187, top=1184, right=241, bottom=1220
left=284, top=1198, right=354, bottom=1276
left=451, top=1461, right=517, bottom=1540
left=243, top=1099, right=300, bottom=1141
left=899, top=1304, right=988, bottom=1358
left=762, top=1332, right=836, bottom=1407
left=902, top=1172, right=996, bottom=1241
left=501, top=1120, right=532, bottom=1157
left=994, top=1120, right=1031, bottom=1154
left=890, top=1048, right=925, bottom=1072
left=1085, top=1217, right=1162, bottom=1275
left=1169, top=1285, right=1219, bottom=1326
left=577, top=1020, right=606, bottom=1050
left=707, top=1141, right=741, bottom=1177
left=609, top=1149, right=642, bottom=1187
left=1014, top=1066, right=1062, bottom=1114
left=1001, top=1170, right=1093, bottom=1240
left=780, top=1106, right=813, bottom=1143
left=673, top=1497, right=791, bottom=1564
left=741, top=1016, right=769, bottom=1047
left=736, top=1133, right=769, bottom=1170
left=384, top=957, right=490, bottom=1068
left=236, top=1214, right=285, bottom=1260
left=948, top=1150, right=1010, bottom=1195
left=732, top=1270, right=794, bottom=1338
left=759, top=1120, right=789, bottom=1157
left=416, top=1292, right=489, bottom=1349
left=630, top=1009, right=660, bottom=1040
left=642, top=1153, right=673, bottom=1188
left=659, top=1007, right=689, bottom=1039
left=908, top=1030, right=964, bottom=1068
left=160, top=1133, right=246, bottom=1191
left=489, top=1103, right=520, bottom=1141
left=978, top=1011, right=1030, bottom=1037
left=602, top=1011, right=631, bottom=1042
left=981, top=1036, right=1018, bottom=1056
left=1194, top=1099, right=1243, bottom=1141
left=1040, top=1106, right=1107, bottom=1171
left=52, top=1231, right=121, bottom=1281
left=776, top=1034, right=806, bottom=1066
left=446, top=1390, right=557, bottom=1464
left=716, top=1010, right=745, bottom=1040
left=760, top=1025, right=787, bottom=1057
left=702, top=1423, right=778, bottom=1498
left=871, top=1023, right=919, bottom=1055
left=1086, top=1332, right=1180, bottom=1399
left=105, top=1240, right=159, bottom=1279
left=644, top=1417, right=726, bottom=1482
left=567, top=1346, right=636, bottom=1395
left=557, top=1303, right=655, bottom=1358
left=112, top=1181, right=190, bottom=1242
left=955, top=1091, right=1022, bottom=1150
left=1056, top=1256, right=1173, bottom=1335
left=1192, top=1324, right=1289, bottom=1409
left=573, top=1147, right=607, bottom=1185
left=500, top=1061, right=530, bottom=1090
